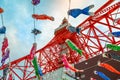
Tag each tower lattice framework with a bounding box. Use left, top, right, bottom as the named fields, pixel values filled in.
left=0, top=0, right=120, bottom=80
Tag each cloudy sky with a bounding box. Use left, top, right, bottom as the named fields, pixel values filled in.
left=0, top=0, right=108, bottom=63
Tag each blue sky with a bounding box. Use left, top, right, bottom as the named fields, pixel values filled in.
left=1, top=0, right=117, bottom=79
left=0, top=0, right=108, bottom=62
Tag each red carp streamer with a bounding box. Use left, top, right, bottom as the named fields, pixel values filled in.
left=32, top=14, right=54, bottom=21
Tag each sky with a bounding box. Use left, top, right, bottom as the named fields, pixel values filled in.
left=0, top=0, right=118, bottom=79
left=0, top=0, right=108, bottom=63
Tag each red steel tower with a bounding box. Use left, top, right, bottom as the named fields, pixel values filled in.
left=0, top=0, right=120, bottom=80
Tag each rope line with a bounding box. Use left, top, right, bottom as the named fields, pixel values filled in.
left=67, top=0, right=71, bottom=22
left=33, top=5, right=36, bottom=43
left=1, top=14, right=4, bottom=26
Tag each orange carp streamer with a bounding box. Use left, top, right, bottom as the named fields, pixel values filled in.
left=98, top=62, right=120, bottom=75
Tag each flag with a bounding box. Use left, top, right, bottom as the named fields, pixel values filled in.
left=108, top=31, right=120, bottom=37
left=1, top=48, right=10, bottom=65
left=98, top=62, right=120, bottom=75
left=106, top=44, right=120, bottom=51
left=68, top=5, right=94, bottom=18
left=32, top=57, right=40, bottom=80
left=32, top=0, right=40, bottom=5
left=32, top=14, right=54, bottom=21
left=94, top=71, right=110, bottom=80
left=0, top=26, right=6, bottom=34
left=1, top=37, right=8, bottom=56
left=29, top=43, right=37, bottom=60
left=65, top=39, right=82, bottom=55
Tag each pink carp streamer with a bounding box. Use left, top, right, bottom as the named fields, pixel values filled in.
left=1, top=37, right=8, bottom=56
left=62, top=54, right=84, bottom=72
left=29, top=43, right=37, bottom=60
